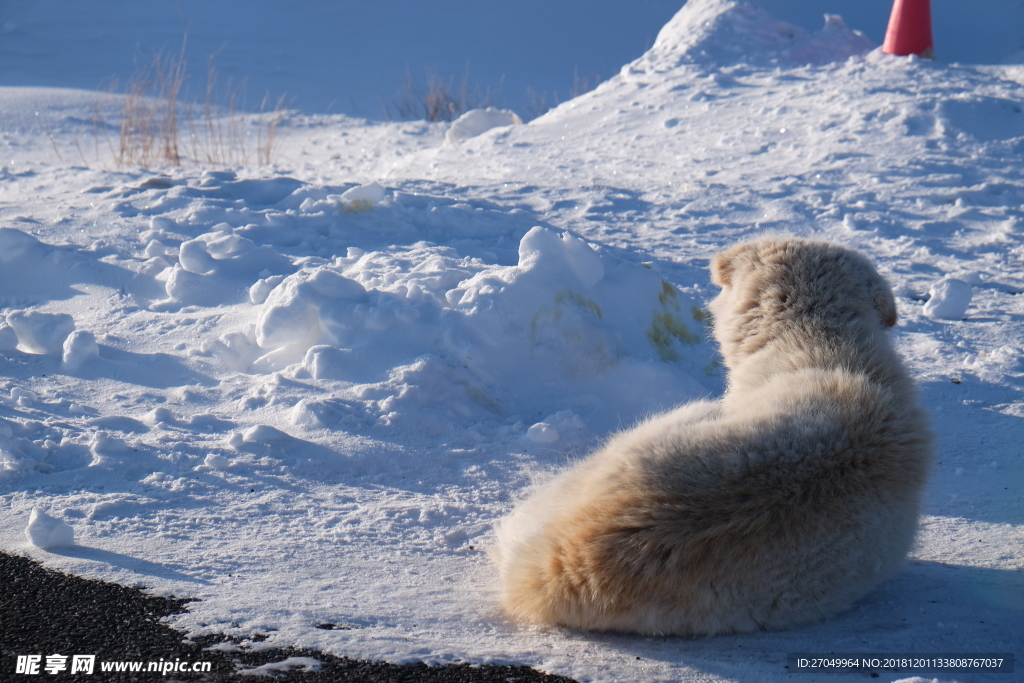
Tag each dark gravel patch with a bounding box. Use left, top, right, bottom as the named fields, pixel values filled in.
left=1, top=551, right=577, bottom=682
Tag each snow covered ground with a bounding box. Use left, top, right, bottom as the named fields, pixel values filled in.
left=2, top=0, right=1023, bottom=681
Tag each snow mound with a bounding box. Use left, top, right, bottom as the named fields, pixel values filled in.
left=924, top=277, right=973, bottom=320
left=24, top=507, right=75, bottom=548
left=252, top=268, right=369, bottom=369
left=164, top=224, right=294, bottom=306
left=62, top=330, right=99, bottom=370
left=6, top=311, right=75, bottom=354
left=634, top=0, right=874, bottom=72
left=0, top=323, right=20, bottom=351
left=524, top=411, right=586, bottom=445
left=223, top=226, right=715, bottom=436
left=445, top=107, right=523, bottom=144
left=339, top=182, right=386, bottom=212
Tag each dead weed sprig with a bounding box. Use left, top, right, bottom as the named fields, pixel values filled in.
left=382, top=69, right=497, bottom=122
left=96, top=35, right=285, bottom=169
left=524, top=67, right=600, bottom=121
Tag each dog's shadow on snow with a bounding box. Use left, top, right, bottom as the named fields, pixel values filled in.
left=582, top=559, right=1022, bottom=680
left=917, top=377, right=1024, bottom=527
left=46, top=545, right=213, bottom=585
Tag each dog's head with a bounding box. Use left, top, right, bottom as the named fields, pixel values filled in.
left=708, top=237, right=897, bottom=362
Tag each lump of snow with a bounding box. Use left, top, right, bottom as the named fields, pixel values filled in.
left=0, top=324, right=18, bottom=351
left=216, top=331, right=260, bottom=372
left=149, top=407, right=176, bottom=424
left=62, top=330, right=100, bottom=370
left=445, top=107, right=523, bottom=144
left=6, top=311, right=75, bottom=354
left=924, top=278, right=972, bottom=320
left=339, top=182, right=386, bottom=212
left=178, top=239, right=219, bottom=275
left=244, top=424, right=291, bottom=444
left=203, top=453, right=231, bottom=470
left=256, top=287, right=323, bottom=350
left=250, top=275, right=285, bottom=305
left=1, top=447, right=25, bottom=477
left=525, top=422, right=561, bottom=443
left=542, top=410, right=587, bottom=441
left=302, top=345, right=356, bottom=381
left=89, top=431, right=127, bottom=466
left=163, top=227, right=293, bottom=306
left=10, top=387, right=36, bottom=403
left=252, top=268, right=368, bottom=369
left=518, top=227, right=604, bottom=287
left=142, top=256, right=171, bottom=276
left=143, top=239, right=171, bottom=259
left=213, top=328, right=262, bottom=372
left=25, top=507, right=75, bottom=549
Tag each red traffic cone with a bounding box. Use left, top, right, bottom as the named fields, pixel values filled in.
left=882, top=0, right=935, bottom=58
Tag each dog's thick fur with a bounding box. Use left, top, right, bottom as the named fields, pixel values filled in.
left=492, top=237, right=933, bottom=635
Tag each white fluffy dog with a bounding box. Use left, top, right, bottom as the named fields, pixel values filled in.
left=492, top=236, right=933, bottom=635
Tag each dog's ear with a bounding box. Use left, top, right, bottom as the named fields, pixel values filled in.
left=711, top=243, right=753, bottom=287
left=710, top=253, right=732, bottom=286
left=867, top=271, right=898, bottom=327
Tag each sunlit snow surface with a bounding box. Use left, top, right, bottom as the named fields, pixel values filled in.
left=1, top=1, right=1023, bottom=681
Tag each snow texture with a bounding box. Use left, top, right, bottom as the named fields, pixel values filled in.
left=1, top=0, right=1023, bottom=681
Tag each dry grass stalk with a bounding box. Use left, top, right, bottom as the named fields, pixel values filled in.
left=383, top=69, right=495, bottom=122
left=116, top=38, right=187, bottom=167
left=523, top=67, right=600, bottom=121
left=257, top=93, right=287, bottom=166
left=96, top=34, right=284, bottom=169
